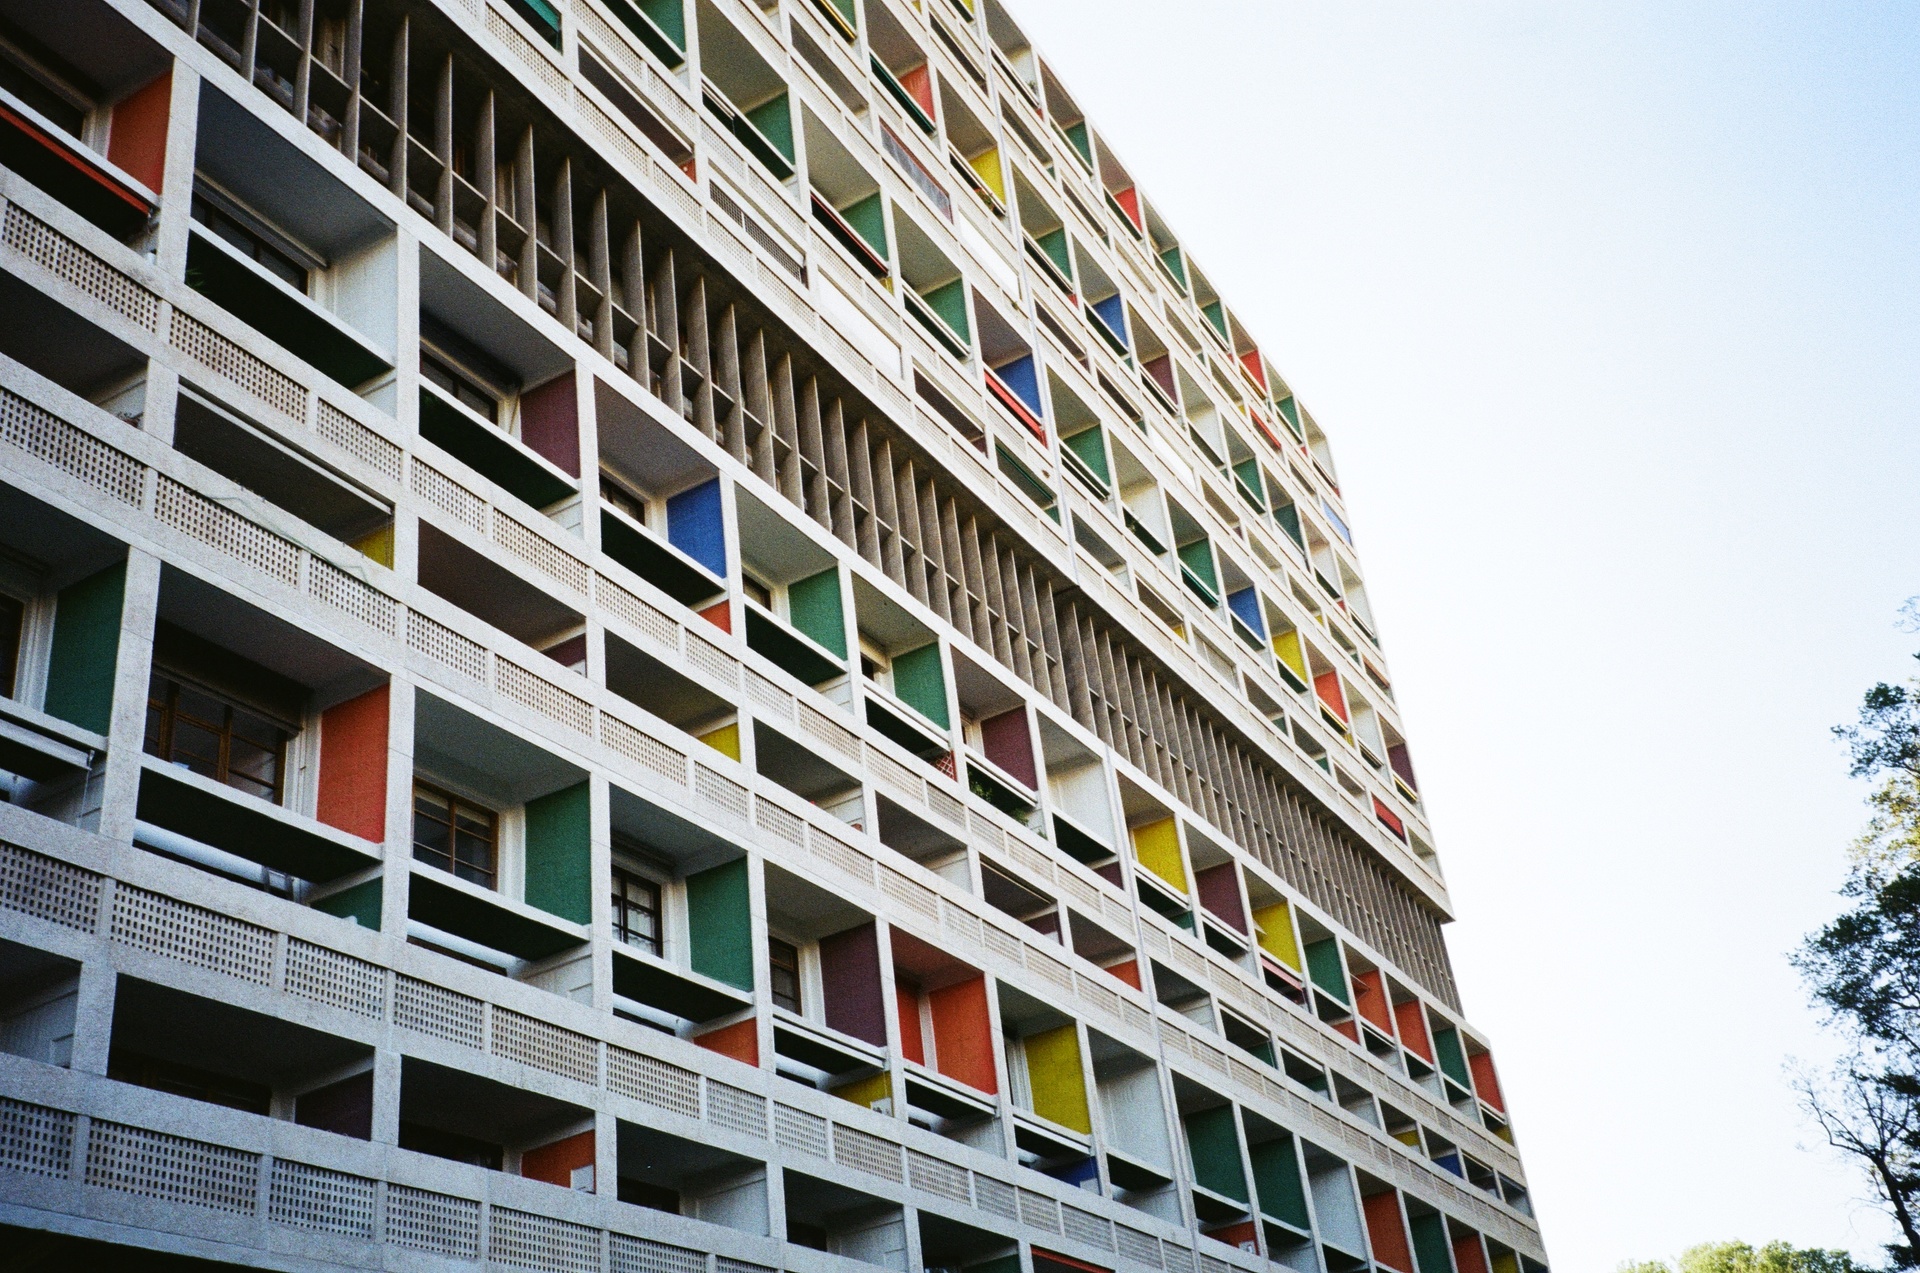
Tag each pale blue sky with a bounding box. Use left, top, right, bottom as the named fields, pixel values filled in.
left=1004, top=2, right=1920, bottom=1268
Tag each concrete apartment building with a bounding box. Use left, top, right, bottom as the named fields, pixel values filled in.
left=0, top=0, right=1549, bottom=1270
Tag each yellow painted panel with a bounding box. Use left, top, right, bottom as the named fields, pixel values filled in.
left=352, top=523, right=394, bottom=569
left=1272, top=629, right=1306, bottom=679
left=1492, top=1254, right=1520, bottom=1273
left=832, top=1071, right=894, bottom=1112
left=1251, top=902, right=1302, bottom=971
left=970, top=147, right=1006, bottom=202
left=1025, top=1024, right=1091, bottom=1134
left=1391, top=1128, right=1419, bottom=1148
left=698, top=723, right=741, bottom=761
left=1131, top=817, right=1187, bottom=894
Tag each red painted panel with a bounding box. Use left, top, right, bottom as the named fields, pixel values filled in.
left=1114, top=187, right=1142, bottom=229
left=108, top=71, right=170, bottom=193
left=1469, top=1051, right=1506, bottom=1113
left=820, top=922, right=887, bottom=1046
left=1453, top=1235, right=1490, bottom=1273
left=317, top=684, right=388, bottom=842
left=697, top=600, right=731, bottom=632
left=1239, top=350, right=1267, bottom=390
left=1333, top=1019, right=1359, bottom=1043
left=928, top=975, right=997, bottom=1094
left=696, top=1018, right=759, bottom=1067
left=980, top=707, right=1036, bottom=790
left=520, top=371, right=580, bottom=477
left=521, top=1129, right=594, bottom=1188
left=1373, top=796, right=1408, bottom=841
left=543, top=634, right=587, bottom=671
left=1352, top=970, right=1393, bottom=1035
left=896, top=986, right=926, bottom=1065
left=1395, top=1000, right=1433, bottom=1062
left=1194, top=863, right=1246, bottom=933
left=1363, top=1190, right=1415, bottom=1273
left=1106, top=958, right=1141, bottom=991
left=1033, top=1249, right=1113, bottom=1273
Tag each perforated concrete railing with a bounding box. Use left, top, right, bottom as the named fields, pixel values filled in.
left=0, top=1090, right=773, bottom=1273
left=0, top=834, right=1537, bottom=1257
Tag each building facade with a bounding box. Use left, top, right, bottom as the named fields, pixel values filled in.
left=0, top=0, right=1547, bottom=1271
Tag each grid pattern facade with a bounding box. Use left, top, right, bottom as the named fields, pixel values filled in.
left=0, top=0, right=1544, bottom=1271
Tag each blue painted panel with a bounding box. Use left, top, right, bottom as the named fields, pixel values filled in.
left=666, top=479, right=726, bottom=577
left=1227, top=587, right=1265, bottom=638
left=1091, top=294, right=1129, bottom=347
left=994, top=353, right=1042, bottom=415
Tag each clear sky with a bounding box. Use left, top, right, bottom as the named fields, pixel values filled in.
left=1001, top=2, right=1920, bottom=1268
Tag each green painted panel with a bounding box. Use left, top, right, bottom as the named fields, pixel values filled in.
left=1411, top=1214, right=1453, bottom=1273
left=745, top=93, right=794, bottom=163
left=317, top=879, right=383, bottom=929
left=688, top=857, right=753, bottom=991
left=1063, top=120, right=1091, bottom=167
left=1202, top=300, right=1228, bottom=339
left=1185, top=1105, right=1248, bottom=1202
left=891, top=642, right=948, bottom=728
left=1276, top=395, right=1303, bottom=438
left=1250, top=1135, right=1310, bottom=1229
left=638, top=0, right=686, bottom=46
left=1274, top=501, right=1304, bottom=548
left=524, top=781, right=591, bottom=924
left=1036, top=227, right=1071, bottom=280
left=1159, top=246, right=1188, bottom=289
left=922, top=278, right=970, bottom=342
left=787, top=568, right=847, bottom=657
left=1304, top=938, right=1349, bottom=1004
left=44, top=562, right=124, bottom=734
left=841, top=192, right=888, bottom=260
left=1177, top=539, right=1218, bottom=593
left=1064, top=426, right=1111, bottom=485
left=1433, top=1025, right=1471, bottom=1087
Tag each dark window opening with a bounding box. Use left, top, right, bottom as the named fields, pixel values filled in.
left=144, top=670, right=290, bottom=803
left=0, top=592, right=21, bottom=698
left=412, top=781, right=498, bottom=888
left=769, top=936, right=801, bottom=1012
left=421, top=347, right=500, bottom=423
left=612, top=867, right=662, bottom=955
left=190, top=187, right=311, bottom=292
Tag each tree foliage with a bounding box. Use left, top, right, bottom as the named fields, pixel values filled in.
left=1618, top=1241, right=1862, bottom=1273
left=1798, top=647, right=1920, bottom=1268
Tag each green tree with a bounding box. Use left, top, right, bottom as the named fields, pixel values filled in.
left=1616, top=1241, right=1861, bottom=1273
left=1797, top=650, right=1920, bottom=1268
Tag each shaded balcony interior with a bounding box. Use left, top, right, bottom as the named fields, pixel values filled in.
left=615, top=1120, right=768, bottom=1235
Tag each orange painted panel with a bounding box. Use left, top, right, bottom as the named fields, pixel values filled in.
left=928, top=975, right=996, bottom=1094
left=1453, top=1235, right=1490, bottom=1273
left=1207, top=1221, right=1259, bottom=1254
left=1106, top=958, right=1141, bottom=991
left=1470, top=1052, right=1506, bottom=1113
left=696, top=1018, right=759, bottom=1067
left=317, top=684, right=388, bottom=842
left=522, top=1129, right=593, bottom=1188
left=1239, top=349, right=1268, bottom=390
left=1395, top=999, right=1433, bottom=1062
left=108, top=71, right=170, bottom=192
left=1352, top=970, right=1393, bottom=1035
left=899, top=64, right=935, bottom=116
left=897, top=986, right=926, bottom=1066
left=1363, top=1191, right=1414, bottom=1273
left=1314, top=669, right=1348, bottom=722
left=1333, top=1019, right=1359, bottom=1044
left=698, top=600, right=731, bottom=633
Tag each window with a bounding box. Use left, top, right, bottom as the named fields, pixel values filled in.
left=412, top=782, right=498, bottom=888
left=0, top=592, right=21, bottom=698
left=600, top=472, right=647, bottom=524
left=741, top=573, right=773, bottom=611
left=144, top=671, right=290, bottom=803
left=190, top=187, right=310, bottom=292
left=768, top=936, right=802, bottom=1012
left=0, top=41, right=88, bottom=137
left=611, top=867, right=662, bottom=955
left=420, top=348, right=499, bottom=423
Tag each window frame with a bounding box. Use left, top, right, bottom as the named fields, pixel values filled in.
left=411, top=779, right=500, bottom=890
left=609, top=864, right=664, bottom=956
left=767, top=934, right=803, bottom=1013
left=143, top=668, right=293, bottom=804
